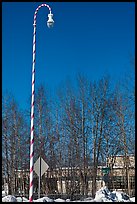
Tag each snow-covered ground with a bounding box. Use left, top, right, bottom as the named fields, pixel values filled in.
left=2, top=187, right=135, bottom=202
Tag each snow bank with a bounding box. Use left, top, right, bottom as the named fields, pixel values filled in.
left=33, top=197, right=53, bottom=202
left=112, top=190, right=131, bottom=202
left=2, top=187, right=135, bottom=202
left=94, top=186, right=133, bottom=202
left=54, top=198, right=66, bottom=202
left=16, top=197, right=29, bottom=202
left=2, top=195, right=17, bottom=202
left=72, top=197, right=94, bottom=202
left=130, top=197, right=135, bottom=202
left=94, top=186, right=114, bottom=202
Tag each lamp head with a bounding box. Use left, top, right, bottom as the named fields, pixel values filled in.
left=47, top=13, right=54, bottom=28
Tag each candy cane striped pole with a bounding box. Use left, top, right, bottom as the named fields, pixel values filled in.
left=29, top=4, right=52, bottom=202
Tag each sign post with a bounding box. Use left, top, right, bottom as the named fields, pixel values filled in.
left=102, top=167, right=110, bottom=186
left=34, top=157, right=49, bottom=198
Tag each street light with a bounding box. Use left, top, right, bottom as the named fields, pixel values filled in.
left=29, top=3, right=54, bottom=202
left=47, top=13, right=54, bottom=28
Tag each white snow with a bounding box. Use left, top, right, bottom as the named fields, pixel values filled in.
left=54, top=198, right=66, bottom=202
left=2, top=186, right=135, bottom=202
left=66, top=199, right=71, bottom=202
left=94, top=187, right=132, bottom=202
left=16, top=197, right=29, bottom=202
left=33, top=197, right=53, bottom=202
left=2, top=191, right=7, bottom=197
left=2, top=195, right=17, bottom=202
left=130, top=197, right=135, bottom=202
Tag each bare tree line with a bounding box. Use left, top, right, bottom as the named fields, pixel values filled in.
left=2, top=68, right=135, bottom=195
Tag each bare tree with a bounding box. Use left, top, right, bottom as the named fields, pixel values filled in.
left=2, top=93, right=29, bottom=194
left=88, top=76, right=114, bottom=197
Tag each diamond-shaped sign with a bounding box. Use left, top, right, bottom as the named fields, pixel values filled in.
left=34, top=157, right=49, bottom=177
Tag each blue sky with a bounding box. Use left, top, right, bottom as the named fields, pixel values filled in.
left=2, top=2, right=135, bottom=110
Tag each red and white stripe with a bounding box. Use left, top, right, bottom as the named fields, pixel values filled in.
left=29, top=3, right=52, bottom=202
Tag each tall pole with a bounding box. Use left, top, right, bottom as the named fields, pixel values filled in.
left=29, top=3, right=53, bottom=202
left=38, top=157, right=41, bottom=199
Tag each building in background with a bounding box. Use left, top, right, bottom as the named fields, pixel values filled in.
left=2, top=155, right=135, bottom=198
